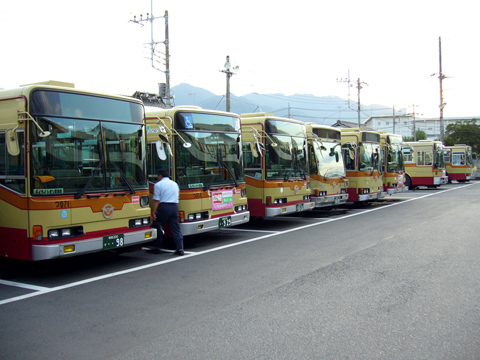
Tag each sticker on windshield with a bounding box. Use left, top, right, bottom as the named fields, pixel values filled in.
left=34, top=188, right=64, bottom=195
left=184, top=115, right=193, bottom=129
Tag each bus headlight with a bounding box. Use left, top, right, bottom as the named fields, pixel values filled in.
left=129, top=218, right=151, bottom=228
left=48, top=226, right=83, bottom=240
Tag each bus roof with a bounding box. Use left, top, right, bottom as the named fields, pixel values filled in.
left=240, top=113, right=306, bottom=126
left=0, top=81, right=142, bottom=104
left=145, top=106, right=239, bottom=118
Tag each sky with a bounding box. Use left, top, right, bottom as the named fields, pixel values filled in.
left=1, top=0, right=479, bottom=118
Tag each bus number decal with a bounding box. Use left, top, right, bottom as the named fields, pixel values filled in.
left=55, top=201, right=70, bottom=208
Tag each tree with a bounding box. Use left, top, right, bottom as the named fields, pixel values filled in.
left=444, top=119, right=480, bottom=150
left=403, top=129, right=427, bottom=142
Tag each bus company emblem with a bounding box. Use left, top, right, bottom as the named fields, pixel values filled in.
left=294, top=185, right=299, bottom=194
left=102, top=204, right=115, bottom=219
left=332, top=181, right=337, bottom=187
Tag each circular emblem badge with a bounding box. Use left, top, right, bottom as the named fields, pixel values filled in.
left=102, top=204, right=115, bottom=219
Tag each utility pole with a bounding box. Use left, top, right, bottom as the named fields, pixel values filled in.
left=355, top=78, right=368, bottom=128
left=220, top=55, right=239, bottom=113
left=408, top=104, right=421, bottom=141
left=393, top=105, right=395, bottom=133
left=164, top=11, right=171, bottom=107
left=336, top=69, right=351, bottom=109
left=130, top=2, right=171, bottom=106
left=438, top=37, right=446, bottom=144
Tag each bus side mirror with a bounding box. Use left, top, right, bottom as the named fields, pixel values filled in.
left=250, top=142, right=258, bottom=158
left=6, top=129, right=20, bottom=156
left=236, top=136, right=241, bottom=160
left=335, top=151, right=339, bottom=163
left=156, top=140, right=167, bottom=160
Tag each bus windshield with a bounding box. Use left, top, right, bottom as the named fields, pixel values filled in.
left=31, top=117, right=146, bottom=195
left=359, top=143, right=381, bottom=172
left=175, top=131, right=244, bottom=190
left=387, top=144, right=405, bottom=172
left=266, top=134, right=308, bottom=180
left=313, top=141, right=345, bottom=178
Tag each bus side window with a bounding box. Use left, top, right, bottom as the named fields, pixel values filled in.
left=0, top=132, right=26, bottom=194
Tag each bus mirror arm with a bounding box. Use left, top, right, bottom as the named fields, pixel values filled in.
left=155, top=117, right=192, bottom=148
left=244, top=127, right=277, bottom=149
left=18, top=111, right=51, bottom=137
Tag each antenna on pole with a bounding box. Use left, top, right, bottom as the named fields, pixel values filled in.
left=438, top=37, right=446, bottom=144
left=355, top=78, right=368, bottom=128
left=430, top=37, right=449, bottom=143
left=130, top=1, right=172, bottom=107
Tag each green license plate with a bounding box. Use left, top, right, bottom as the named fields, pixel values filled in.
left=103, top=234, right=125, bottom=250
left=219, top=216, right=232, bottom=228
left=296, top=203, right=304, bottom=212
left=334, top=197, right=340, bottom=204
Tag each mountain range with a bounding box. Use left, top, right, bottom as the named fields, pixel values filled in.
left=170, top=83, right=394, bottom=126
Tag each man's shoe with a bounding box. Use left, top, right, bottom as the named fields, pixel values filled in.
left=174, top=250, right=185, bottom=256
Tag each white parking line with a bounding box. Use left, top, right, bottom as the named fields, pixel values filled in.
left=0, top=183, right=475, bottom=306
left=0, top=279, right=50, bottom=291
left=221, top=228, right=280, bottom=233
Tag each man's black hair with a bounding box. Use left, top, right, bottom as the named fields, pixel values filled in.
left=157, top=168, right=169, bottom=178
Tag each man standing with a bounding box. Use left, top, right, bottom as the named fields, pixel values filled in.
left=151, top=168, right=184, bottom=256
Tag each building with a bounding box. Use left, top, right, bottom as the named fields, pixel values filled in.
left=362, top=116, right=480, bottom=140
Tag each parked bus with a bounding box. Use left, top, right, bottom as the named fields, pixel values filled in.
left=306, top=123, right=348, bottom=208
left=379, top=132, right=408, bottom=194
left=443, top=144, right=474, bottom=182
left=0, top=81, right=155, bottom=261
left=403, top=140, right=448, bottom=189
left=240, top=113, right=314, bottom=217
left=340, top=128, right=385, bottom=202
left=146, top=106, right=249, bottom=236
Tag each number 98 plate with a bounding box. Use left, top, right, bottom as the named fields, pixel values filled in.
left=103, top=234, right=125, bottom=250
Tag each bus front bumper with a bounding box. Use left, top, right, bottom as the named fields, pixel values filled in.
left=180, top=211, right=250, bottom=236
left=434, top=176, right=449, bottom=185
left=386, top=188, right=397, bottom=195
left=32, top=228, right=157, bottom=261
left=358, top=191, right=386, bottom=202
left=265, top=202, right=315, bottom=217
left=312, top=194, right=348, bottom=208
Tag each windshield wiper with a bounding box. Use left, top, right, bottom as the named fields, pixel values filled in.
left=74, top=157, right=105, bottom=199
left=218, top=157, right=238, bottom=187
left=108, top=159, right=136, bottom=195
left=284, top=162, right=293, bottom=182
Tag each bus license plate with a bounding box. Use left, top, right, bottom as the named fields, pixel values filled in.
left=334, top=197, right=340, bottom=204
left=296, top=203, right=304, bottom=212
left=219, top=216, right=232, bottom=228
left=103, top=234, right=125, bottom=250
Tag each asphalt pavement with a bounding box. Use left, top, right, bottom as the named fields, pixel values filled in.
left=1, top=182, right=480, bottom=359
